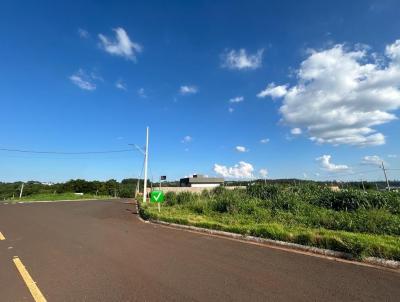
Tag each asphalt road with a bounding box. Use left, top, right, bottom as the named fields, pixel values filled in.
left=0, top=200, right=399, bottom=302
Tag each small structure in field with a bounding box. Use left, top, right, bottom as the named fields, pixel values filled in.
left=179, top=174, right=224, bottom=188
left=329, top=185, right=341, bottom=192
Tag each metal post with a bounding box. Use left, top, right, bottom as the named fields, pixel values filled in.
left=143, top=127, right=149, bottom=203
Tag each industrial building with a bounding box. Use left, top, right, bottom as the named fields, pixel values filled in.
left=179, top=174, right=224, bottom=188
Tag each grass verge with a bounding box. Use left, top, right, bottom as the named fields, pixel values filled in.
left=140, top=203, right=400, bottom=261
left=5, top=193, right=113, bottom=203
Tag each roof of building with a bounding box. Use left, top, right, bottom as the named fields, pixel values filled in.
left=180, top=174, right=224, bottom=184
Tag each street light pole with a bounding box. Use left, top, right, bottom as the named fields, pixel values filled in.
left=143, top=127, right=149, bottom=203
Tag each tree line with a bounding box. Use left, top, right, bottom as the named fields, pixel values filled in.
left=0, top=179, right=150, bottom=200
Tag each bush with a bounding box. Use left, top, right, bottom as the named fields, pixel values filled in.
left=247, top=184, right=279, bottom=200
left=165, top=192, right=177, bottom=206
left=176, top=191, right=199, bottom=205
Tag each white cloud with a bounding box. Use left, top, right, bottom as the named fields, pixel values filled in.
left=137, top=88, right=147, bottom=98
left=259, top=40, right=400, bottom=146
left=388, top=154, right=397, bottom=158
left=180, top=85, right=198, bottom=95
left=229, top=96, right=244, bottom=103
left=98, top=27, right=142, bottom=61
left=386, top=40, right=400, bottom=62
left=362, top=155, right=384, bottom=166
left=235, top=146, right=248, bottom=152
left=181, top=135, right=192, bottom=143
left=257, top=83, right=288, bottom=99
left=260, top=138, right=270, bottom=144
left=228, top=107, right=234, bottom=113
left=69, top=69, right=97, bottom=91
left=213, top=161, right=254, bottom=178
left=316, top=155, right=349, bottom=172
left=291, top=128, right=302, bottom=135
left=259, top=168, right=268, bottom=178
left=78, top=28, right=89, bottom=39
left=221, top=48, right=264, bottom=70
left=115, top=79, right=127, bottom=90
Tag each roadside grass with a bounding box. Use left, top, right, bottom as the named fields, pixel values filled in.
left=139, top=185, right=400, bottom=261
left=5, top=192, right=113, bottom=203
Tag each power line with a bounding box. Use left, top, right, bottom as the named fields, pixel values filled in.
left=0, top=148, right=133, bottom=155
left=0, top=154, right=134, bottom=160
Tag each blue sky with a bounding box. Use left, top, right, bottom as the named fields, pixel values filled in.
left=0, top=0, right=399, bottom=182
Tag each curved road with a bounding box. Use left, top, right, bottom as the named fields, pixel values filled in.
left=0, top=199, right=399, bottom=301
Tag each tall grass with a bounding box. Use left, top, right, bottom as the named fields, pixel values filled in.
left=141, top=184, right=400, bottom=260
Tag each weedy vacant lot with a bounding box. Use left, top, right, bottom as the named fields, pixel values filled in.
left=141, top=184, right=400, bottom=260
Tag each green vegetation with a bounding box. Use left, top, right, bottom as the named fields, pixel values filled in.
left=0, top=178, right=151, bottom=200
left=140, top=184, right=400, bottom=260
left=6, top=192, right=112, bottom=203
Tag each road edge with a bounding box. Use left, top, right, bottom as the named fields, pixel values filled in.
left=136, top=201, right=400, bottom=271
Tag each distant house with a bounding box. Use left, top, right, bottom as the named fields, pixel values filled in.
left=180, top=174, right=224, bottom=188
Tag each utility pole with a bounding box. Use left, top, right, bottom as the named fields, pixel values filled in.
left=143, top=127, right=149, bottom=203
left=19, top=183, right=24, bottom=199
left=381, top=161, right=390, bottom=190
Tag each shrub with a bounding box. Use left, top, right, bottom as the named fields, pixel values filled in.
left=188, top=199, right=206, bottom=214
left=176, top=191, right=199, bottom=205
left=165, top=191, right=177, bottom=206
left=247, top=184, right=279, bottom=201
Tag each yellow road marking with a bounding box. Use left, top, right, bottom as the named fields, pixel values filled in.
left=0, top=231, right=5, bottom=240
left=13, top=256, right=47, bottom=302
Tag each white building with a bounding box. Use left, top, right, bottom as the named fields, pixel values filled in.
left=179, top=174, right=224, bottom=188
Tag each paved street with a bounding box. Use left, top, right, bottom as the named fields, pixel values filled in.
left=0, top=200, right=399, bottom=301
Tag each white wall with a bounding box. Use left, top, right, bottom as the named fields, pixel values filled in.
left=190, top=183, right=221, bottom=188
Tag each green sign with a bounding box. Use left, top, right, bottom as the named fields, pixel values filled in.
left=150, top=190, right=165, bottom=203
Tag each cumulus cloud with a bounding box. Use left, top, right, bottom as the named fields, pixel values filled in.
left=260, top=138, right=270, bottom=144
left=316, top=155, right=349, bottom=172
left=221, top=48, right=264, bottom=70
left=98, top=27, right=142, bottom=61
left=180, top=85, right=198, bottom=95
left=235, top=146, right=248, bottom=152
left=78, top=28, right=89, bottom=39
left=258, top=40, right=400, bottom=146
left=181, top=135, right=192, bottom=143
left=228, top=107, right=234, bottom=113
left=259, top=168, right=268, bottom=178
left=291, top=128, right=302, bottom=135
left=229, top=96, right=244, bottom=103
left=362, top=155, right=384, bottom=166
left=213, top=161, right=254, bottom=178
left=257, top=83, right=288, bottom=99
left=69, top=69, right=97, bottom=91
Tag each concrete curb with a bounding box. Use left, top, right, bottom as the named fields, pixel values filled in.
left=134, top=200, right=149, bottom=223
left=136, top=202, right=400, bottom=270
